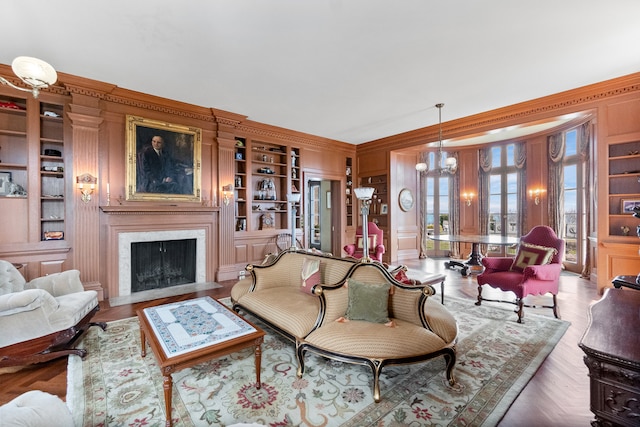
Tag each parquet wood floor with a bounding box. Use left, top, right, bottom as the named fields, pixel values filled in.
left=0, top=257, right=601, bottom=426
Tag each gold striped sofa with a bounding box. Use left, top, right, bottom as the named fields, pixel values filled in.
left=231, top=250, right=458, bottom=402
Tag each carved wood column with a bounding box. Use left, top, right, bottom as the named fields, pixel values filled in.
left=67, top=104, right=104, bottom=296
left=213, top=110, right=246, bottom=280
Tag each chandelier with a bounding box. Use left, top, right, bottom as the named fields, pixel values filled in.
left=415, top=103, right=457, bottom=174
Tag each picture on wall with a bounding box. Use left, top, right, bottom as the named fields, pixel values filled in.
left=126, top=115, right=202, bottom=202
left=621, top=199, right=640, bottom=214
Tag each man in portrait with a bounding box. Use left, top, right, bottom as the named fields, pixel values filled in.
left=137, top=135, right=181, bottom=194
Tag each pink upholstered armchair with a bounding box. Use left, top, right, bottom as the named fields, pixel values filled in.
left=476, top=225, right=565, bottom=323
left=343, top=222, right=386, bottom=262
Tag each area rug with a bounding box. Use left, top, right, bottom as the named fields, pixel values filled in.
left=67, top=296, right=569, bottom=427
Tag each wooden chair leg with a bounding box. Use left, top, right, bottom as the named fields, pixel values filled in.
left=516, top=299, right=524, bottom=323
left=552, top=294, right=560, bottom=319
left=475, top=285, right=483, bottom=306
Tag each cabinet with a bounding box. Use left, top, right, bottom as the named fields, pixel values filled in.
left=346, top=158, right=353, bottom=227
left=579, top=288, right=640, bottom=427
left=251, top=142, right=287, bottom=230
left=39, top=102, right=66, bottom=240
left=607, top=140, right=640, bottom=237
left=360, top=174, right=388, bottom=229
left=232, top=138, right=300, bottom=232
left=0, top=94, right=67, bottom=243
left=234, top=138, right=247, bottom=231
left=291, top=147, right=301, bottom=229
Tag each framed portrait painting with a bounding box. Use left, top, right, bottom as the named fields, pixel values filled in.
left=126, top=115, right=202, bottom=202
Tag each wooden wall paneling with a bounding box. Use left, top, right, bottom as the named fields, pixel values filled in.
left=390, top=151, right=419, bottom=263
left=217, top=140, right=237, bottom=281
left=525, top=135, right=548, bottom=230
left=459, top=149, right=479, bottom=233
left=606, top=98, right=640, bottom=136
left=67, top=106, right=104, bottom=292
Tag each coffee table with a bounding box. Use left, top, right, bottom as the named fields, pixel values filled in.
left=137, top=296, right=265, bottom=427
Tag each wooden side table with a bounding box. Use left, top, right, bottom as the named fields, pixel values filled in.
left=579, top=288, right=640, bottom=426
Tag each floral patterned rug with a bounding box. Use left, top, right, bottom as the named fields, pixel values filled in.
left=67, top=297, right=569, bottom=427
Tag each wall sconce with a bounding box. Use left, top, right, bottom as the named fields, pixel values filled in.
left=0, top=57, right=57, bottom=99
left=529, top=188, right=545, bottom=205
left=76, top=173, right=97, bottom=203
left=222, top=184, right=234, bottom=206
left=462, top=192, right=475, bottom=206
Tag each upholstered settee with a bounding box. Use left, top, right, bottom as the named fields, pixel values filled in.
left=0, top=260, right=106, bottom=367
left=231, top=250, right=458, bottom=402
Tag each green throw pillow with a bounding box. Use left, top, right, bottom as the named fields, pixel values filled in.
left=345, top=279, right=390, bottom=323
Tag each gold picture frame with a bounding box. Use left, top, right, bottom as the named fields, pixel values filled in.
left=126, top=115, right=202, bottom=202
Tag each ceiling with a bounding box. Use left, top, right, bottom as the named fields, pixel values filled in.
left=3, top=1, right=640, bottom=145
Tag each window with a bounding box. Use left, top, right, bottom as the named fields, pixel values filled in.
left=487, top=144, right=519, bottom=255
left=562, top=128, right=585, bottom=271
left=424, top=151, right=453, bottom=256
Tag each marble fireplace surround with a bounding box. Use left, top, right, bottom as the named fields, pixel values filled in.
left=118, top=229, right=206, bottom=297
left=101, top=206, right=218, bottom=300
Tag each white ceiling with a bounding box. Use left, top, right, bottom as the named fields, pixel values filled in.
left=3, top=0, right=640, bottom=144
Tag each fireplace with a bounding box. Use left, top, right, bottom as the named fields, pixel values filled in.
left=131, top=239, right=196, bottom=292
left=118, top=229, right=207, bottom=297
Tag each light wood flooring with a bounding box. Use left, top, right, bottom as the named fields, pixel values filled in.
left=0, top=257, right=602, bottom=426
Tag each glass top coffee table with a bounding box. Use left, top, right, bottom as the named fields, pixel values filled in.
left=137, top=296, right=265, bottom=427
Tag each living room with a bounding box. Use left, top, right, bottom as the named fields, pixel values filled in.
left=1, top=1, right=639, bottom=425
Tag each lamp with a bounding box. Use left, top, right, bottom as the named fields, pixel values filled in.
left=0, top=57, right=57, bottom=99
left=76, top=173, right=97, bottom=203
left=529, top=188, right=545, bottom=205
left=222, top=184, right=234, bottom=206
left=287, top=192, right=302, bottom=250
left=354, top=187, right=375, bottom=262
left=415, top=103, right=457, bottom=174
left=462, top=192, right=475, bottom=206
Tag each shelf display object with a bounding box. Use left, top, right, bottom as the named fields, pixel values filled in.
left=608, top=140, right=640, bottom=236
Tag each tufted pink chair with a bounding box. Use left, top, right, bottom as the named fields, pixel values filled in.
left=476, top=225, right=565, bottom=323
left=343, top=222, right=386, bottom=262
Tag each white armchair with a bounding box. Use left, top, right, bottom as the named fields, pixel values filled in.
left=0, top=260, right=106, bottom=367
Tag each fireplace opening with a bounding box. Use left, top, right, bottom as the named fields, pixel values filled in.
left=131, top=239, right=196, bottom=293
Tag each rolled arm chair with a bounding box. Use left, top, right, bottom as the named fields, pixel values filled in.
left=475, top=225, right=565, bottom=323
left=0, top=260, right=106, bottom=367
left=343, top=222, right=385, bottom=262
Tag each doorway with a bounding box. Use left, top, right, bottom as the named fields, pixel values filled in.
left=306, top=178, right=341, bottom=254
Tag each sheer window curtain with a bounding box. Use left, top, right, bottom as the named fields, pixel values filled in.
left=515, top=142, right=527, bottom=236
left=547, top=132, right=565, bottom=235
left=579, top=121, right=592, bottom=278
left=478, top=147, right=491, bottom=253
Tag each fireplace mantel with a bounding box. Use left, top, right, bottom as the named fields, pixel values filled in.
left=101, top=205, right=220, bottom=215
left=101, top=205, right=218, bottom=299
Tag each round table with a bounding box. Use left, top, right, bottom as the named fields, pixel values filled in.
left=428, top=234, right=520, bottom=276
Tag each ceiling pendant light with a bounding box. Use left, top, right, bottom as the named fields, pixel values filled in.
left=415, top=103, right=457, bottom=174
left=0, top=56, right=58, bottom=99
